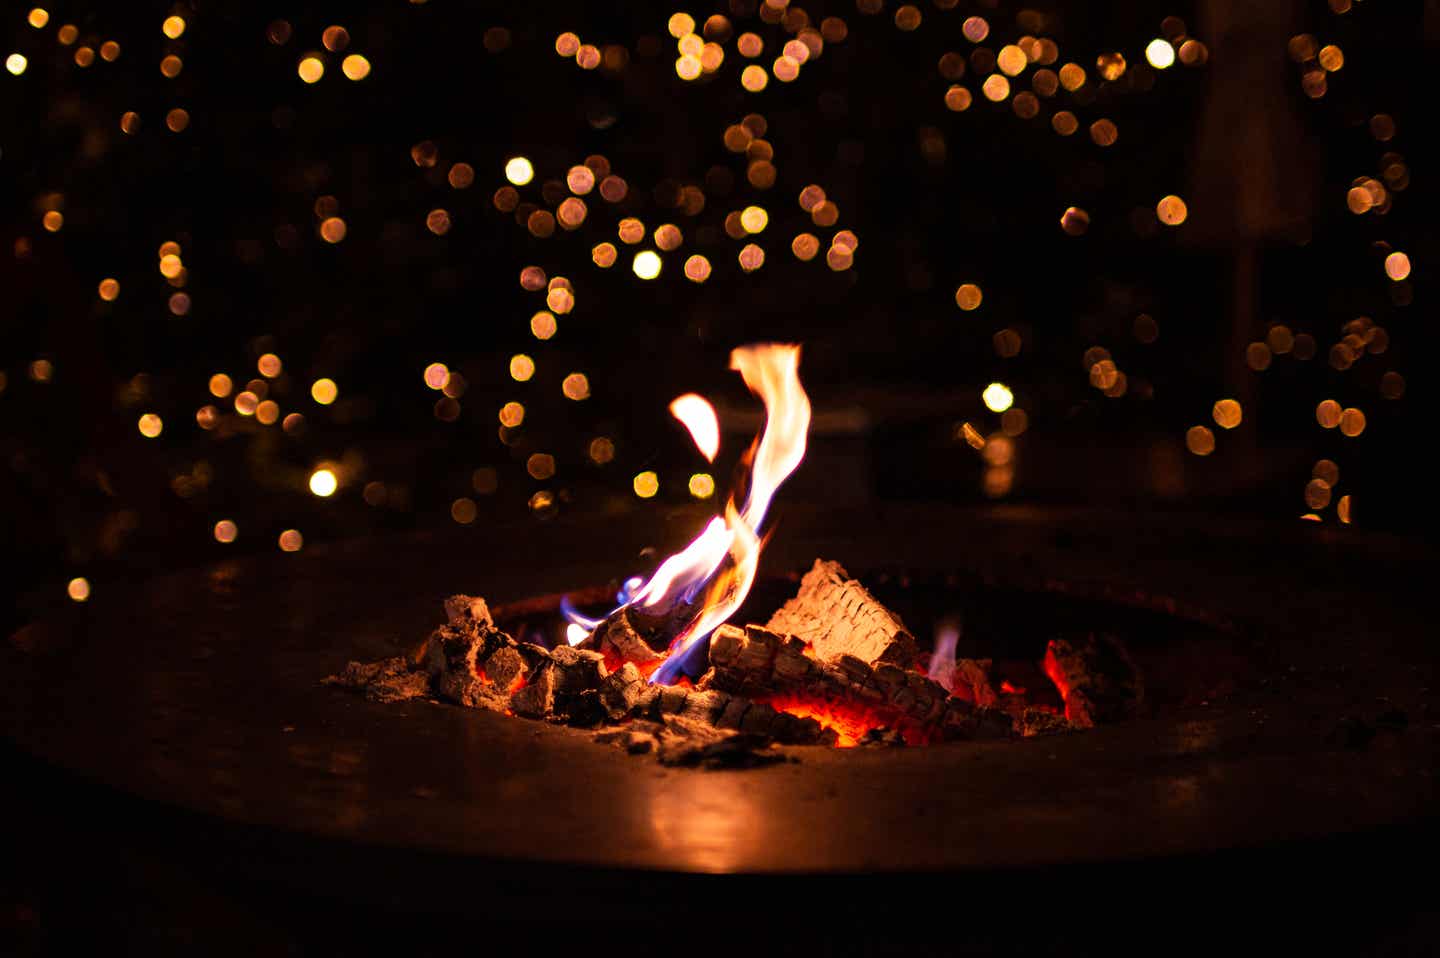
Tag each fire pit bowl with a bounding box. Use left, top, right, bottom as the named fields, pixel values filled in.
left=3, top=505, right=1436, bottom=948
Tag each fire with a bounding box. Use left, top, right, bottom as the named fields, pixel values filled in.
left=669, top=393, right=720, bottom=462
left=1041, top=643, right=1079, bottom=723
left=563, top=344, right=811, bottom=685
left=927, top=618, right=961, bottom=690
left=763, top=695, right=889, bottom=747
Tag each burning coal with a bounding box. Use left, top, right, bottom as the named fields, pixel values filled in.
left=562, top=343, right=812, bottom=686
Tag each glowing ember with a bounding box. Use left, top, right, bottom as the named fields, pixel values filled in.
left=763, top=695, right=889, bottom=748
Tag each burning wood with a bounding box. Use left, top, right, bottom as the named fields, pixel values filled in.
left=1042, top=634, right=1145, bottom=728
left=323, top=346, right=1142, bottom=763
left=766, top=560, right=919, bottom=669
left=584, top=607, right=665, bottom=669
left=325, top=562, right=1140, bottom=762
left=700, top=622, right=1004, bottom=741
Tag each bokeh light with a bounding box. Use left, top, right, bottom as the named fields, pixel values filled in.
left=311, top=379, right=338, bottom=404
left=1145, top=39, right=1175, bottom=69
left=632, top=250, right=662, bottom=280
left=505, top=156, right=534, bottom=186
left=309, top=469, right=338, bottom=497
left=982, top=382, right=1013, bottom=413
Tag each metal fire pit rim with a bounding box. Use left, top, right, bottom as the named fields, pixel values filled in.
left=2, top=504, right=1433, bottom=882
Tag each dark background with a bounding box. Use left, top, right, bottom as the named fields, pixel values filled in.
left=0, top=0, right=1428, bottom=629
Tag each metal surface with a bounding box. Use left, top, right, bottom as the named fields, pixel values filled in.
left=3, top=505, right=1436, bottom=892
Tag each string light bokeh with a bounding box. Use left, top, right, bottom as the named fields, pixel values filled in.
left=0, top=1, right=1422, bottom=616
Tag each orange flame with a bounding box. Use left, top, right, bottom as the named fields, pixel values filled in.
left=669, top=393, right=720, bottom=462
left=731, top=344, right=811, bottom=528
left=647, top=344, right=811, bottom=685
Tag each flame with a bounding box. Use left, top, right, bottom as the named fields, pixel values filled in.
left=927, top=618, right=961, bottom=691
left=669, top=393, right=720, bottom=462
left=730, top=344, right=810, bottom=528
left=650, top=501, right=761, bottom=684
left=630, top=516, right=732, bottom=611
left=1042, top=642, right=1080, bottom=723
left=563, top=344, right=811, bottom=684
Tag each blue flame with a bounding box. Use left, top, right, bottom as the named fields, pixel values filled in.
left=560, top=575, right=649, bottom=642
left=650, top=629, right=713, bottom=685
left=559, top=595, right=604, bottom=631
left=618, top=576, right=643, bottom=604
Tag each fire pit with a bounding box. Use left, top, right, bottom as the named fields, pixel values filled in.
left=326, top=344, right=1157, bottom=763
left=3, top=504, right=1435, bottom=947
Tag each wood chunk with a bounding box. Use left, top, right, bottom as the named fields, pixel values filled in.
left=715, top=696, right=751, bottom=730
left=739, top=701, right=780, bottom=735
left=1043, top=634, right=1144, bottom=728
left=633, top=685, right=662, bottom=718
left=441, top=674, right=510, bottom=712
left=681, top=689, right=731, bottom=724
left=443, top=594, right=494, bottom=631
left=482, top=646, right=526, bottom=690
left=773, top=637, right=814, bottom=682
left=587, top=607, right=665, bottom=666
left=709, top=619, right=957, bottom=732
left=765, top=560, right=918, bottom=669
left=422, top=625, right=476, bottom=682
left=510, top=664, right=556, bottom=718
left=549, top=645, right=607, bottom=695
left=423, top=595, right=513, bottom=684
left=953, top=659, right=1000, bottom=709
left=657, top=687, right=689, bottom=715
left=873, top=663, right=909, bottom=699
left=323, top=657, right=429, bottom=704
left=737, top=625, right=782, bottom=671
left=708, top=625, right=746, bottom=666
left=598, top=662, right=646, bottom=720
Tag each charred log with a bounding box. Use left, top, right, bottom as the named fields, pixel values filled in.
left=1043, top=634, right=1144, bottom=728
left=598, top=662, right=646, bottom=720
left=765, top=560, right=919, bottom=669
left=704, top=622, right=1013, bottom=741
left=583, top=607, right=665, bottom=667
